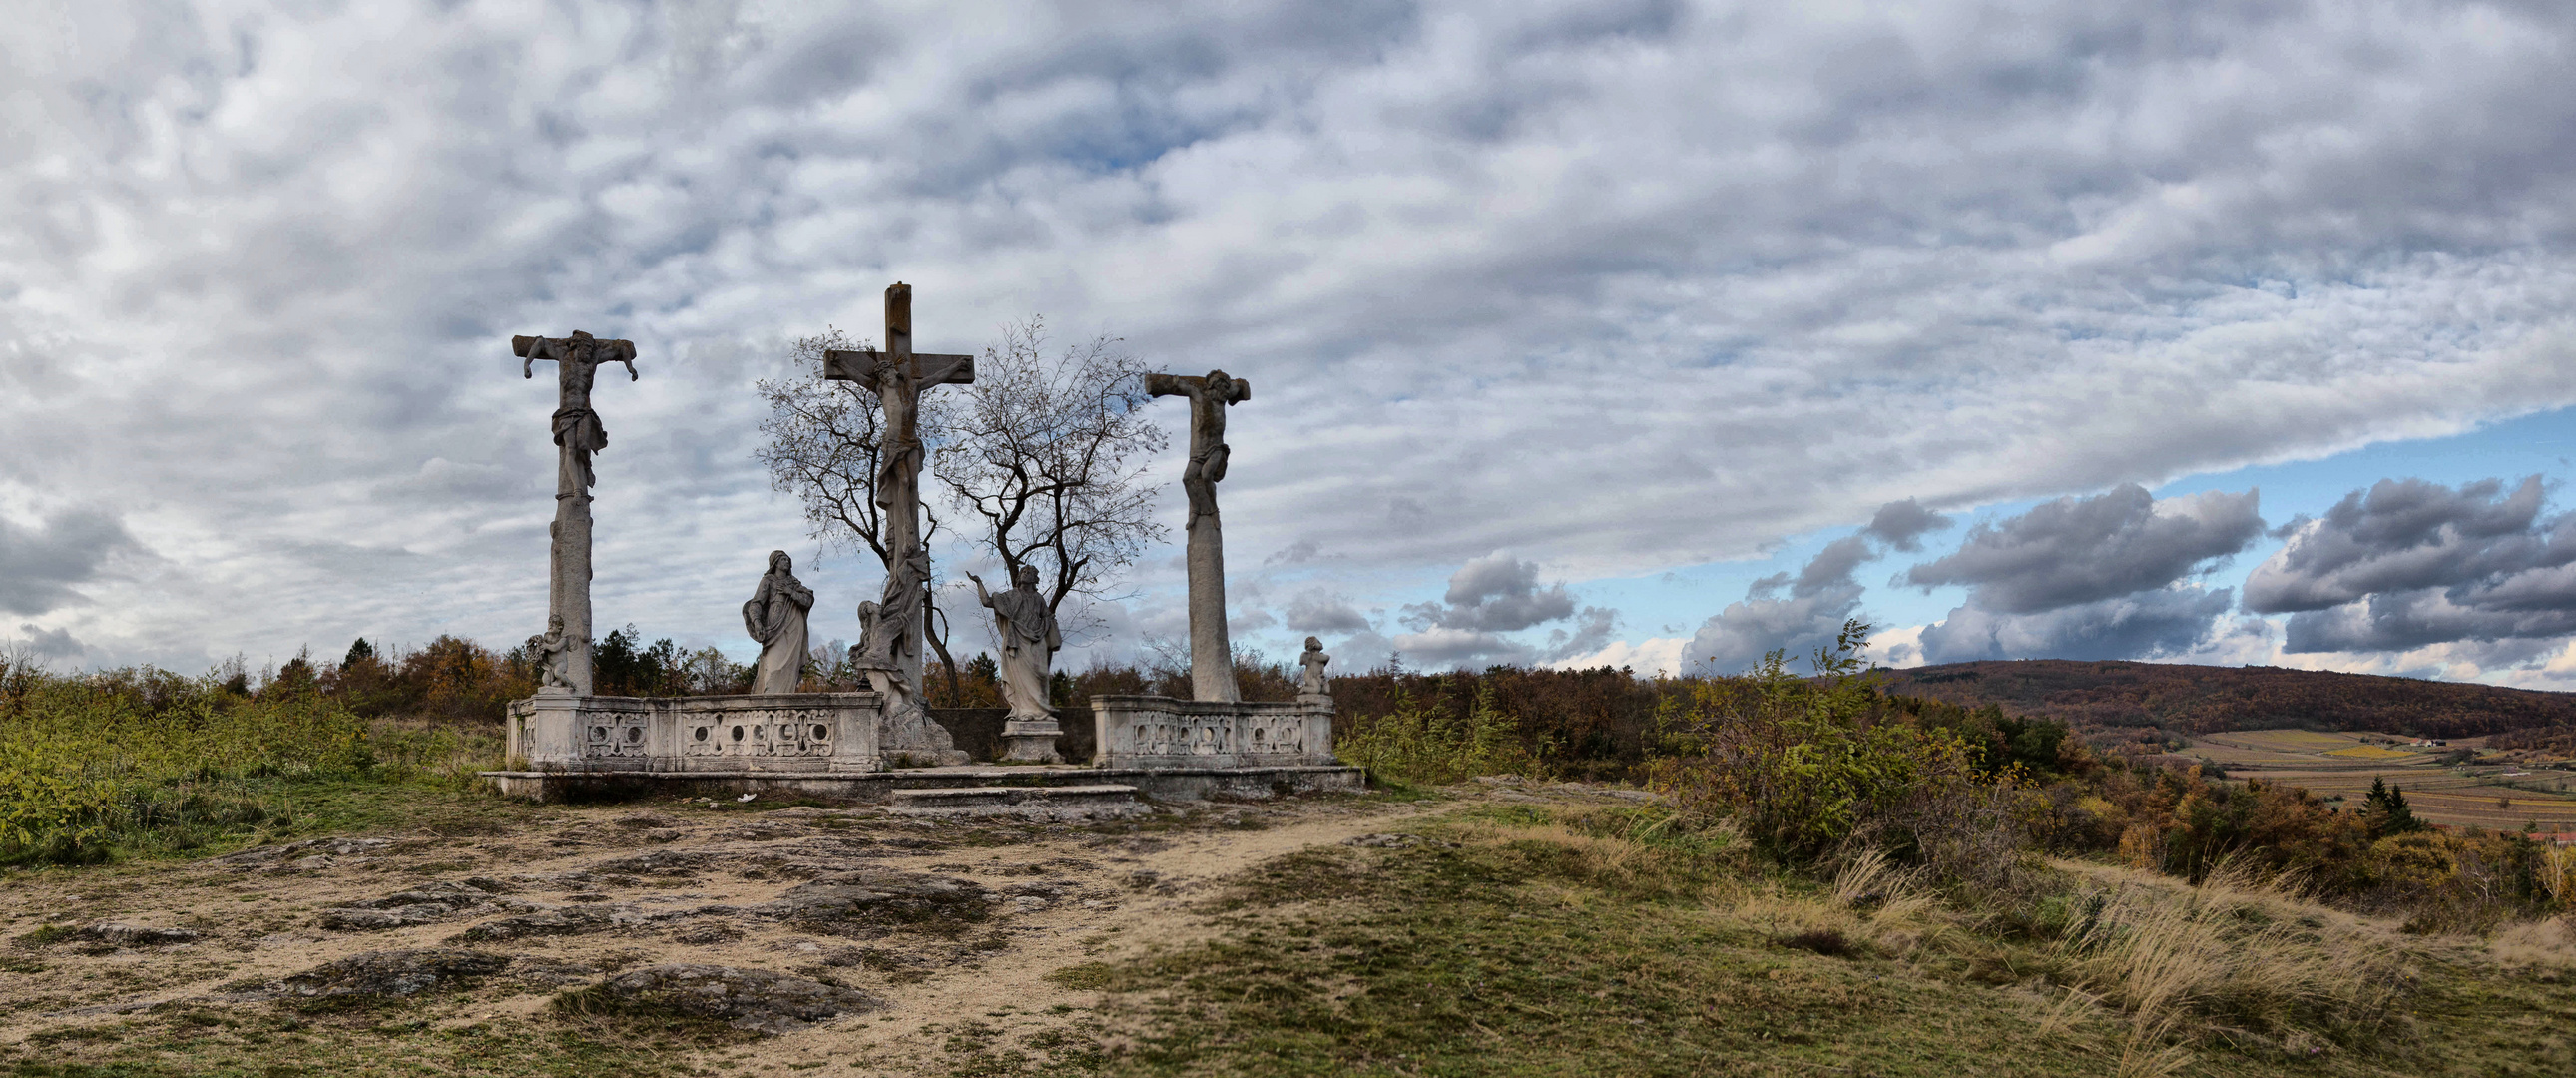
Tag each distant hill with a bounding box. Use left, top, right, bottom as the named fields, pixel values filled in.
left=1877, top=660, right=2576, bottom=739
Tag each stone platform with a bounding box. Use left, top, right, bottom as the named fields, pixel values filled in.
left=478, top=763, right=1364, bottom=804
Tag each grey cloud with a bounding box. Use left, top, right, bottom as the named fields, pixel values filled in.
left=13, top=624, right=87, bottom=661
left=1404, top=552, right=1578, bottom=633
left=1266, top=539, right=1324, bottom=567
left=1388, top=626, right=1538, bottom=670
left=1863, top=499, right=1951, bottom=553
left=1917, top=587, right=2237, bottom=664
left=1686, top=536, right=1870, bottom=675
left=2242, top=476, right=2576, bottom=654
left=2246, top=476, right=2561, bottom=612
left=1331, top=629, right=1398, bottom=672
left=1283, top=589, right=1370, bottom=634
left=1543, top=605, right=1620, bottom=664
left=1905, top=486, right=2263, bottom=613
left=0, top=508, right=135, bottom=616
left=5, top=2, right=2576, bottom=670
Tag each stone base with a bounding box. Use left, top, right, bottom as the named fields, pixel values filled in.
left=997, top=717, right=1064, bottom=764
left=883, top=749, right=972, bottom=769
left=889, top=784, right=1142, bottom=818
left=479, top=764, right=1364, bottom=804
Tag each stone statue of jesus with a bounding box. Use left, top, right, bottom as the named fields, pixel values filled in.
left=742, top=550, right=813, bottom=695
left=518, top=330, right=638, bottom=496
left=969, top=565, right=1063, bottom=723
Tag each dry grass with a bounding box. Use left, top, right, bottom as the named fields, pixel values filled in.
left=2047, top=857, right=2409, bottom=1066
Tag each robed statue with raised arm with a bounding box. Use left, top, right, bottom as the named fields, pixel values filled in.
left=969, top=565, right=1063, bottom=723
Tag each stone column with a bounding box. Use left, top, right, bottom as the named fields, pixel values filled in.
left=550, top=481, right=595, bottom=696
left=1186, top=511, right=1238, bottom=703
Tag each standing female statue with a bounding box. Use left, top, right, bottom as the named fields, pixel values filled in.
left=742, top=550, right=813, bottom=694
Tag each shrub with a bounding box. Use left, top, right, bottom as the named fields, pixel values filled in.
left=1648, top=621, right=2023, bottom=879
left=0, top=657, right=370, bottom=863
left=1337, top=684, right=1549, bottom=785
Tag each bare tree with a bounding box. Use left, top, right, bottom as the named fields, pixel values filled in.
left=755, top=329, right=971, bottom=694
left=934, top=318, right=1171, bottom=644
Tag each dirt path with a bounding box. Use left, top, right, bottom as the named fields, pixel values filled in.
left=0, top=791, right=1443, bottom=1075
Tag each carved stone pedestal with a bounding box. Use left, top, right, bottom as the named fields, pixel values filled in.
left=997, top=717, right=1065, bottom=764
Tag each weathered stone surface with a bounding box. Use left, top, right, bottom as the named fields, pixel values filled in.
left=573, top=963, right=882, bottom=1034
left=76, top=922, right=202, bottom=947
left=759, top=869, right=990, bottom=932
left=265, top=949, right=515, bottom=999
left=1146, top=368, right=1251, bottom=703
left=318, top=879, right=519, bottom=930
left=590, top=849, right=725, bottom=876
left=744, top=551, right=814, bottom=696
left=211, top=837, right=394, bottom=870
left=451, top=907, right=619, bottom=942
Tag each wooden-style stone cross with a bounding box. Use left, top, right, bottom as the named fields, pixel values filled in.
left=824, top=283, right=974, bottom=721
left=514, top=330, right=639, bottom=696
left=1147, top=369, right=1252, bottom=703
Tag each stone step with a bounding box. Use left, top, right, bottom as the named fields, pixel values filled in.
left=888, top=784, right=1144, bottom=818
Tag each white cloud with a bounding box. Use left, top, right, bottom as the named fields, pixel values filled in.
left=5, top=2, right=2576, bottom=671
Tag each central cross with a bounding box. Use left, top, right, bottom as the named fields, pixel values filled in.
left=824, top=282, right=974, bottom=714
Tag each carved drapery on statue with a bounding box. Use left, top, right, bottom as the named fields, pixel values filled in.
left=743, top=551, right=814, bottom=695
left=977, top=566, right=1063, bottom=724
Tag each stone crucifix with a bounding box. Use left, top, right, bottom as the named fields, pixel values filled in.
left=1147, top=369, right=1252, bottom=703
left=514, top=330, right=637, bottom=696
left=824, top=284, right=973, bottom=729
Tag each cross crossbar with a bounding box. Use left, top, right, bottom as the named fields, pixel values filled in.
left=823, top=349, right=975, bottom=391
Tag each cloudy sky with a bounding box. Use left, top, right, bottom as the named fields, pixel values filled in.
left=7, top=0, right=2576, bottom=689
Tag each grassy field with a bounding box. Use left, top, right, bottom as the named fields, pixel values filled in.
left=1054, top=799, right=2576, bottom=1078
left=10, top=787, right=2576, bottom=1078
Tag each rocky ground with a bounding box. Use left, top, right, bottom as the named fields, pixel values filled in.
left=0, top=789, right=1441, bottom=1075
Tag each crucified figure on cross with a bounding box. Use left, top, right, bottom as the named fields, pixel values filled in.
left=512, top=329, right=638, bottom=697
left=516, top=331, right=639, bottom=496
left=1147, top=368, right=1253, bottom=702
left=823, top=282, right=974, bottom=764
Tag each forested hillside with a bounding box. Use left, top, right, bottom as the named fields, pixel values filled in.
left=1881, top=659, right=2576, bottom=738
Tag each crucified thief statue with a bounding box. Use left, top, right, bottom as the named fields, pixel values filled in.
left=515, top=330, right=638, bottom=696
left=1147, top=369, right=1252, bottom=702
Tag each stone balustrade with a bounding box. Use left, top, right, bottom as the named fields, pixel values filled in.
left=1088, top=695, right=1336, bottom=769
left=506, top=690, right=884, bottom=773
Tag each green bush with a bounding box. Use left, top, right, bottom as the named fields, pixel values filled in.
left=0, top=657, right=371, bottom=863
left=1648, top=621, right=2022, bottom=877
left=1337, top=684, right=1550, bottom=786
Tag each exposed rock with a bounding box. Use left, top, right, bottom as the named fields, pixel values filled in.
left=76, top=922, right=202, bottom=947
left=451, top=906, right=618, bottom=942
left=317, top=880, right=516, bottom=930
left=210, top=837, right=394, bottom=870
left=567, top=963, right=882, bottom=1034
left=590, top=849, right=724, bottom=876
left=256, top=948, right=515, bottom=999
left=673, top=923, right=744, bottom=945
left=759, top=870, right=991, bottom=933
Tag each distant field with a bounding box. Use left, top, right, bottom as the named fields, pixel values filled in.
left=2326, top=745, right=2418, bottom=760
left=2219, top=730, right=2363, bottom=752
left=2185, top=730, right=2576, bottom=829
